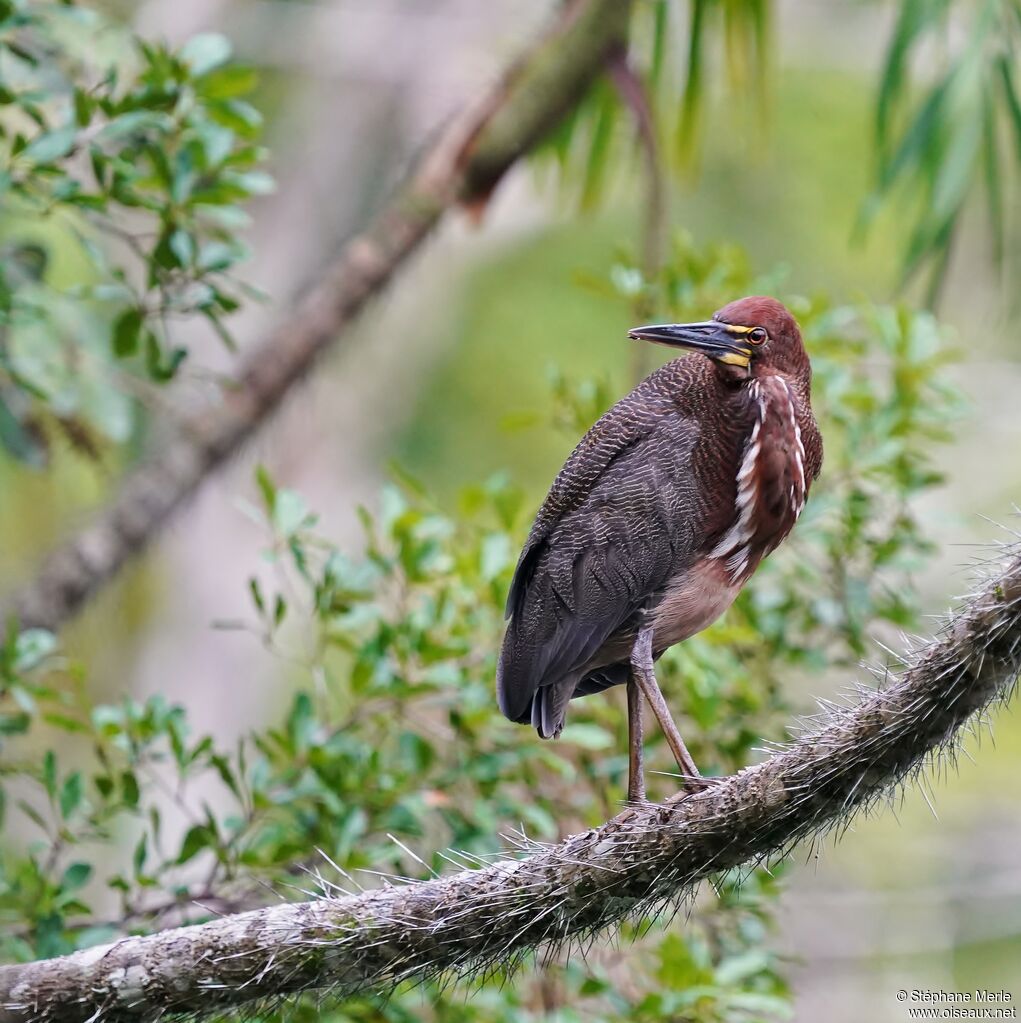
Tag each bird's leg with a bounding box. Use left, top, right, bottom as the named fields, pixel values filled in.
left=630, top=624, right=702, bottom=785
left=626, top=677, right=646, bottom=803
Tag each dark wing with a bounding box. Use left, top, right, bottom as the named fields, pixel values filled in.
left=497, top=361, right=702, bottom=726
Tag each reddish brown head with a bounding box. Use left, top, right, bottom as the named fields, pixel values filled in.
left=628, top=295, right=809, bottom=381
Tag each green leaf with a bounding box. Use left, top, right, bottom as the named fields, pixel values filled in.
left=120, top=771, right=140, bottom=808
left=715, top=949, right=771, bottom=985
left=254, top=466, right=276, bottom=515
left=22, top=126, right=75, bottom=164
left=0, top=712, right=30, bottom=735
left=208, top=99, right=262, bottom=135
left=180, top=33, right=232, bottom=76
left=876, top=0, right=949, bottom=151
left=197, top=241, right=238, bottom=272
left=285, top=692, right=315, bottom=752
left=14, top=629, right=56, bottom=672
left=96, top=111, right=175, bottom=143
left=205, top=308, right=241, bottom=353
left=727, top=992, right=793, bottom=1015
left=676, top=0, right=708, bottom=165
left=60, top=862, right=92, bottom=892
left=249, top=577, right=265, bottom=614
left=111, top=308, right=143, bottom=358
left=650, top=0, right=670, bottom=85
left=210, top=754, right=241, bottom=800
left=198, top=65, right=258, bottom=100
left=177, top=823, right=214, bottom=863
left=59, top=772, right=84, bottom=819
left=169, top=229, right=195, bottom=267
left=272, top=489, right=309, bottom=537
left=997, top=56, right=1021, bottom=159
left=224, top=169, right=274, bottom=196
left=43, top=750, right=57, bottom=801
left=133, top=834, right=148, bottom=875
left=144, top=332, right=187, bottom=382
left=73, top=88, right=93, bottom=127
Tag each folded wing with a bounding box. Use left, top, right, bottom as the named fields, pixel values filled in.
left=497, top=365, right=701, bottom=731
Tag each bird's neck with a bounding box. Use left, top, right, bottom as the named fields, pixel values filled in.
left=744, top=366, right=813, bottom=411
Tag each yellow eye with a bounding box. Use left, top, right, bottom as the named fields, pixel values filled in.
left=749, top=327, right=767, bottom=345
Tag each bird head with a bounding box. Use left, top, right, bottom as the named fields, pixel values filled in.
left=628, top=296, right=807, bottom=379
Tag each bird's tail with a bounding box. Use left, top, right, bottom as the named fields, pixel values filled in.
left=529, top=681, right=573, bottom=739
left=496, top=635, right=530, bottom=724
left=496, top=629, right=573, bottom=739
left=496, top=681, right=570, bottom=739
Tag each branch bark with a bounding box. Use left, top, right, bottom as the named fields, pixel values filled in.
left=1, top=0, right=632, bottom=633
left=2, top=549, right=1019, bottom=1023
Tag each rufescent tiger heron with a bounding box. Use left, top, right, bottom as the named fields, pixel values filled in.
left=496, top=296, right=822, bottom=802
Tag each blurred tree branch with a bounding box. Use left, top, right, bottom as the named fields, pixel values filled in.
left=0, top=0, right=632, bottom=633
left=2, top=547, right=1018, bottom=1023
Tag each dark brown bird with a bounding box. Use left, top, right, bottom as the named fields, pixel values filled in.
left=497, top=296, right=822, bottom=800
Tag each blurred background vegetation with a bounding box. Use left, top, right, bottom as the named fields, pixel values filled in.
left=2, top=1, right=1021, bottom=1021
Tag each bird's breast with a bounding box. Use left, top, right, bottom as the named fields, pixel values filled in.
left=650, top=557, right=742, bottom=650
left=708, top=374, right=809, bottom=585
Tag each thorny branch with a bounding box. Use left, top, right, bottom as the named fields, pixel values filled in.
left=2, top=547, right=1019, bottom=1023
left=0, top=0, right=633, bottom=633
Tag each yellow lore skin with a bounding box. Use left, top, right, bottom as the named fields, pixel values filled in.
left=716, top=323, right=757, bottom=368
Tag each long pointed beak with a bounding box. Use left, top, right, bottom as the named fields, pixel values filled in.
left=627, top=321, right=753, bottom=369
